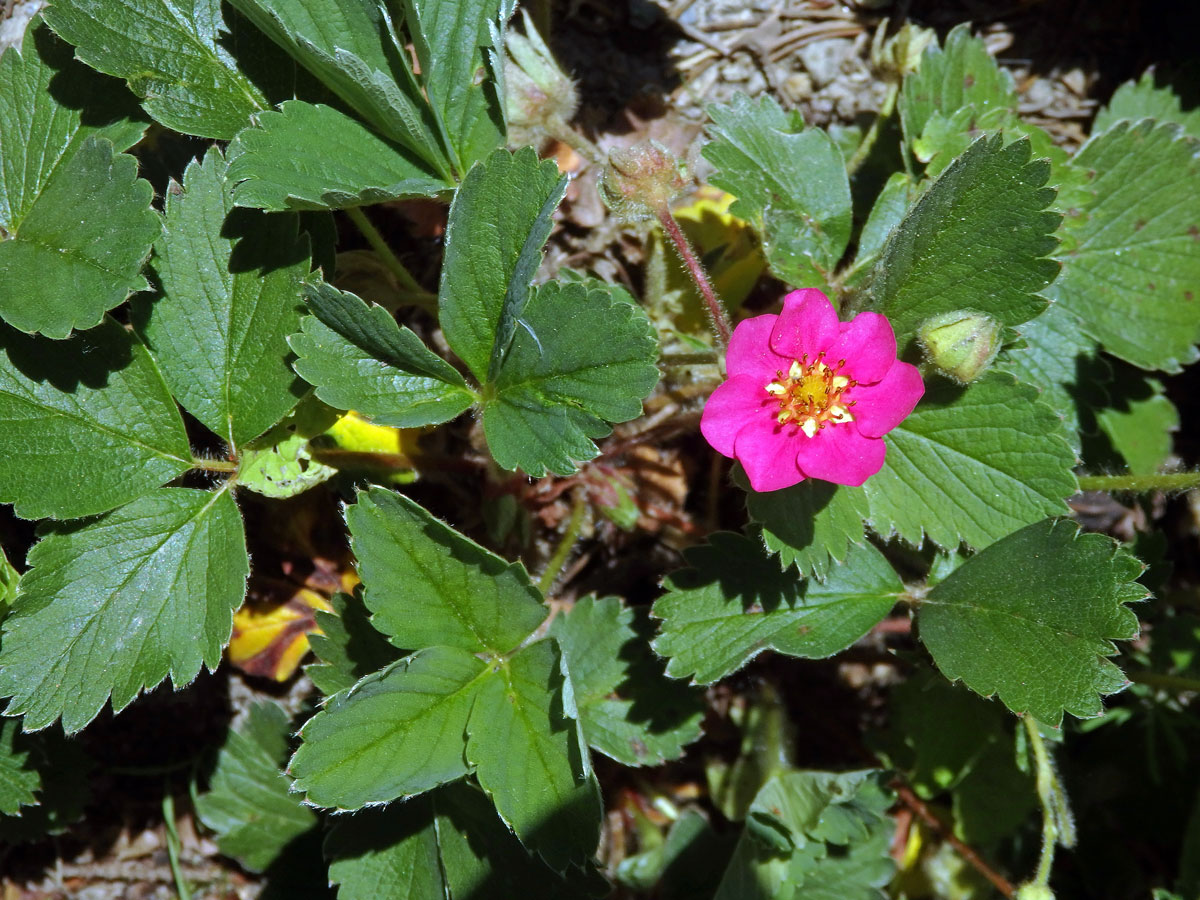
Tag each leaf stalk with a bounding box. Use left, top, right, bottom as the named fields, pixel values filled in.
left=1076, top=472, right=1200, bottom=493
left=345, top=207, right=438, bottom=315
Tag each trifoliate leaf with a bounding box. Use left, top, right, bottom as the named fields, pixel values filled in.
left=290, top=282, right=476, bottom=428
left=0, top=319, right=193, bottom=520
left=227, top=101, right=450, bottom=211
left=704, top=93, right=852, bottom=288
left=439, top=147, right=567, bottom=382
left=0, top=30, right=159, bottom=338
left=42, top=0, right=267, bottom=138
left=306, top=592, right=403, bottom=697
left=0, top=719, right=90, bottom=842
left=919, top=517, right=1145, bottom=724
left=0, top=487, right=249, bottom=733
left=1094, top=70, right=1200, bottom=139
left=866, top=134, right=1060, bottom=352
left=136, top=148, right=310, bottom=448
left=1046, top=120, right=1200, bottom=372
left=994, top=300, right=1106, bottom=454
left=402, top=0, right=507, bottom=172
left=290, top=645, right=487, bottom=809
left=899, top=23, right=1017, bottom=152
left=480, top=279, right=660, bottom=476
left=225, top=0, right=451, bottom=179
left=549, top=596, right=703, bottom=766
left=862, top=372, right=1077, bottom=550
left=743, top=477, right=868, bottom=579
left=195, top=702, right=316, bottom=872
left=468, top=640, right=602, bottom=872
left=345, top=488, right=546, bottom=654
left=1095, top=372, right=1178, bottom=475
left=653, top=533, right=903, bottom=684
left=325, top=795, right=447, bottom=899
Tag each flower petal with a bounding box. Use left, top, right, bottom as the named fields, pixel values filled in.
left=770, top=289, right=838, bottom=361
left=726, top=313, right=791, bottom=381
left=734, top=415, right=807, bottom=492
left=792, top=422, right=887, bottom=487
left=826, top=311, right=897, bottom=385
left=700, top=375, right=772, bottom=457
left=849, top=361, right=925, bottom=438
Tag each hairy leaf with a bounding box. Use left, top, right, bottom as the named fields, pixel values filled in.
left=468, top=640, right=602, bottom=872
left=919, top=518, right=1145, bottom=724
left=195, top=702, right=316, bottom=872
left=290, top=646, right=487, bottom=809
left=43, top=0, right=267, bottom=138
left=346, top=488, right=545, bottom=654
left=307, top=592, right=403, bottom=698
left=653, top=533, right=903, bottom=684
left=550, top=596, right=703, bottom=766
left=227, top=101, right=449, bottom=211
left=704, top=93, right=852, bottom=287
left=1047, top=120, right=1200, bottom=372
left=289, top=282, right=475, bottom=428
left=137, top=148, right=310, bottom=447
left=866, top=134, right=1060, bottom=352
left=1094, top=70, right=1200, bottom=139
left=0, top=487, right=248, bottom=732
left=439, top=147, right=567, bottom=382
left=862, top=373, right=1077, bottom=550
left=480, top=280, right=660, bottom=476
left=0, top=319, right=192, bottom=520
left=743, top=478, right=868, bottom=579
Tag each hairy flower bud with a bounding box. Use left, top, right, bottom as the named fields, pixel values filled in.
left=504, top=11, right=579, bottom=135
left=870, top=20, right=937, bottom=81
left=917, top=309, right=1002, bottom=383
left=600, top=140, right=688, bottom=219
left=1015, top=884, right=1055, bottom=900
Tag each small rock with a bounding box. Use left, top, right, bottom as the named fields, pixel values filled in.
left=798, top=38, right=854, bottom=88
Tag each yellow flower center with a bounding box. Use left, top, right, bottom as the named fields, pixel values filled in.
left=764, top=352, right=856, bottom=438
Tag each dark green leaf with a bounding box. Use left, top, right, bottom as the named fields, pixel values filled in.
left=345, top=487, right=545, bottom=654
left=653, top=533, right=902, bottom=684
left=862, top=372, right=1077, bottom=550
left=704, top=93, right=852, bottom=287
left=550, top=596, right=703, bottom=766
left=0, top=319, right=192, bottom=520
left=865, top=134, right=1060, bottom=352
left=306, top=591, right=403, bottom=697
left=0, top=719, right=90, bottom=842
left=0, top=718, right=39, bottom=814
left=290, top=645, right=487, bottom=809
left=289, top=282, right=476, bottom=428
left=195, top=702, right=316, bottom=872
left=1046, top=120, right=1200, bottom=372
left=468, top=640, right=602, bottom=872
left=325, top=795, right=446, bottom=899
left=919, top=518, right=1145, bottom=724
left=227, top=101, right=450, bottom=211
left=743, top=478, right=868, bottom=579
left=136, top=148, right=310, bottom=447
left=43, top=0, right=267, bottom=138
left=480, top=279, right=660, bottom=476
left=0, top=487, right=248, bottom=733
left=439, top=147, right=567, bottom=382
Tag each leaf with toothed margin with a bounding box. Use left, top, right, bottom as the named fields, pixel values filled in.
left=652, top=533, right=903, bottom=685
left=0, top=487, right=248, bottom=734
left=919, top=517, right=1145, bottom=725
left=742, top=474, right=868, bottom=579
left=862, top=372, right=1077, bottom=551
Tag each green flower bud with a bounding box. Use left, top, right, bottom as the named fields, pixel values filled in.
left=504, top=11, right=579, bottom=135
left=1015, top=884, right=1056, bottom=900
left=917, top=309, right=1002, bottom=383
left=870, top=20, right=937, bottom=81
left=600, top=140, right=688, bottom=219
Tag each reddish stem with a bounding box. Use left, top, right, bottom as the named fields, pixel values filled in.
left=892, top=781, right=1017, bottom=899
left=656, top=208, right=732, bottom=349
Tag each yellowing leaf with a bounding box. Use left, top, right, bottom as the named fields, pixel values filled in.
left=229, top=585, right=334, bottom=682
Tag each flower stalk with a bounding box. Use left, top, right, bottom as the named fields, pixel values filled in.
left=657, top=207, right=732, bottom=350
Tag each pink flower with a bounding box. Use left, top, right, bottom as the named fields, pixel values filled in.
left=701, top=288, right=924, bottom=492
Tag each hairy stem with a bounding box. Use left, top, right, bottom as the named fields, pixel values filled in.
left=1076, top=472, right=1200, bottom=493
left=543, top=115, right=604, bottom=167
left=192, top=457, right=238, bottom=474
left=656, top=208, right=732, bottom=350
left=1024, top=717, right=1074, bottom=890
left=162, top=791, right=192, bottom=900
left=892, top=780, right=1016, bottom=898
left=1129, top=669, right=1200, bottom=693
left=660, top=350, right=720, bottom=367
left=847, top=82, right=899, bottom=176
left=345, top=207, right=438, bottom=314
left=538, top=496, right=588, bottom=595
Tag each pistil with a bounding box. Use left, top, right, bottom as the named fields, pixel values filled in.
left=765, top=352, right=856, bottom=437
